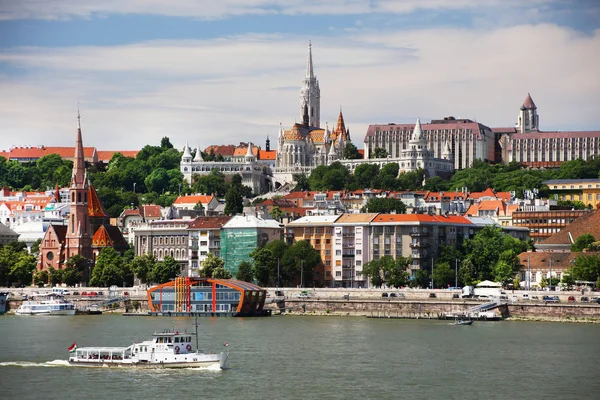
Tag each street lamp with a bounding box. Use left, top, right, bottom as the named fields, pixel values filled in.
left=455, top=259, right=458, bottom=288
left=300, top=260, right=304, bottom=288
left=133, top=182, right=136, bottom=193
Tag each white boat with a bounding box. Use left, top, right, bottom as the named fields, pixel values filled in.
left=67, top=330, right=228, bottom=369
left=15, top=294, right=76, bottom=315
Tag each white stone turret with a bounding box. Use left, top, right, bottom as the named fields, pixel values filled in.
left=517, top=93, right=539, bottom=133
left=193, top=145, right=204, bottom=162
left=411, top=118, right=426, bottom=144
left=182, top=142, right=192, bottom=162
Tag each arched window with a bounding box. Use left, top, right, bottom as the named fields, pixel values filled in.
left=77, top=192, right=81, bottom=203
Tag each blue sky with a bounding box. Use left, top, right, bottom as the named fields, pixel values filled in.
left=1, top=0, right=599, bottom=151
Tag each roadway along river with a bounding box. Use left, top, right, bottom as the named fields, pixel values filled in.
left=2, top=314, right=599, bottom=400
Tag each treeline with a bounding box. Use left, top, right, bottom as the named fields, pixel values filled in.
left=295, top=153, right=600, bottom=195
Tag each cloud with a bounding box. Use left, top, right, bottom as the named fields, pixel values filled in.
left=0, top=25, right=599, bottom=152
left=0, top=0, right=559, bottom=20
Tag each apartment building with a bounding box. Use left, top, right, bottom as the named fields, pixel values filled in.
left=187, top=216, right=231, bottom=276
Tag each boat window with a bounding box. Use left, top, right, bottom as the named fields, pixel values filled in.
left=168, top=338, right=172, bottom=343
left=175, top=337, right=180, bottom=343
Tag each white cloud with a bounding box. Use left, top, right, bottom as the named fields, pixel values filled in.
left=0, top=25, right=599, bottom=152
left=0, top=0, right=556, bottom=20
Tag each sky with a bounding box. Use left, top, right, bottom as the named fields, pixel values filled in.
left=1, top=0, right=599, bottom=152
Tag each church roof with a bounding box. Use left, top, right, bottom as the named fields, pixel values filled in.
left=522, top=93, right=536, bottom=109
left=541, top=210, right=600, bottom=245
left=88, top=185, right=108, bottom=218
left=233, top=145, right=259, bottom=157
left=92, top=224, right=129, bottom=248
left=48, top=224, right=68, bottom=242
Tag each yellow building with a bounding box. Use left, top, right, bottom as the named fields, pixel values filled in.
left=543, top=179, right=600, bottom=209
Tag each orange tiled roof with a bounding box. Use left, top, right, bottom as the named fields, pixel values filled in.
left=173, top=195, right=215, bottom=205
left=258, top=150, right=277, bottom=161
left=8, top=146, right=96, bottom=160
left=233, top=146, right=259, bottom=157
left=0, top=151, right=9, bottom=159
left=97, top=150, right=139, bottom=162
left=424, top=191, right=467, bottom=201
left=92, top=224, right=128, bottom=248
left=541, top=210, right=600, bottom=245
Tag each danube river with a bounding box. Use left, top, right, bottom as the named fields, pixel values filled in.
left=1, top=314, right=599, bottom=400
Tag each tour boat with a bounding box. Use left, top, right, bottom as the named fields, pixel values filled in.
left=15, top=294, right=76, bottom=316
left=454, top=319, right=474, bottom=326
left=67, top=329, right=229, bottom=369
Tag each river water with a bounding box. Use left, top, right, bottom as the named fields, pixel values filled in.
left=1, top=314, right=599, bottom=400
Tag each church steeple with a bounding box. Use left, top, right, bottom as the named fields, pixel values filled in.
left=65, top=110, right=92, bottom=262
left=300, top=41, right=320, bottom=128
left=306, top=40, right=314, bottom=79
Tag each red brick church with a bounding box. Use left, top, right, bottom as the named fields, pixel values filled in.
left=37, top=114, right=128, bottom=273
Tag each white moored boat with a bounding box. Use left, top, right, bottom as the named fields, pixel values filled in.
left=15, top=294, right=76, bottom=316
left=67, top=329, right=228, bottom=369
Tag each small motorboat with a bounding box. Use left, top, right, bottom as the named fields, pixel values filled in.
left=454, top=319, right=474, bottom=326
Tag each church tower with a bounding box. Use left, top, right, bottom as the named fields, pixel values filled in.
left=517, top=93, right=539, bottom=133
left=64, top=111, right=92, bottom=261
left=300, top=41, right=320, bottom=128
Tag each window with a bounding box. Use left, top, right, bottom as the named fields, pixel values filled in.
left=336, top=250, right=341, bottom=256
left=356, top=249, right=361, bottom=255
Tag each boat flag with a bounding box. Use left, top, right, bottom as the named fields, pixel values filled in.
left=68, top=342, right=77, bottom=352
left=223, top=342, right=229, bottom=347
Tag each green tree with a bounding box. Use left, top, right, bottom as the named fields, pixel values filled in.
left=292, top=174, right=310, bottom=191
left=270, top=206, right=283, bottom=222
left=353, top=163, right=380, bottom=189
left=251, top=246, right=276, bottom=287
left=193, top=201, right=205, bottom=215
left=33, top=270, right=48, bottom=287
left=212, top=267, right=232, bottom=279
left=10, top=252, right=36, bottom=286
left=160, top=136, right=174, bottom=150
left=224, top=174, right=244, bottom=215
left=343, top=142, right=362, bottom=159
left=432, top=261, right=455, bottom=288
left=61, top=267, right=81, bottom=287
left=202, top=253, right=224, bottom=278
left=193, top=169, right=228, bottom=197
left=90, top=248, right=129, bottom=287
left=235, top=261, right=254, bottom=282
left=364, top=197, right=406, bottom=214
left=371, top=147, right=388, bottom=159
left=571, top=233, right=596, bottom=252
left=129, top=254, right=157, bottom=284
left=149, top=256, right=181, bottom=284
left=410, top=269, right=429, bottom=289
left=281, top=240, right=321, bottom=287
left=567, top=254, right=600, bottom=282
left=31, top=238, right=42, bottom=256
left=65, top=254, right=91, bottom=284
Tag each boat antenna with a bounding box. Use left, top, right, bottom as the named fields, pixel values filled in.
left=194, top=314, right=199, bottom=352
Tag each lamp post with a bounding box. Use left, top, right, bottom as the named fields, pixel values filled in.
left=528, top=256, right=531, bottom=291
left=133, top=182, right=136, bottom=193
left=455, top=259, right=458, bottom=289
left=549, top=257, right=553, bottom=292
left=431, top=257, right=434, bottom=290
left=300, top=260, right=304, bottom=288
left=277, top=258, right=280, bottom=288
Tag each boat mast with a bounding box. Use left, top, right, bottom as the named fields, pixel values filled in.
left=195, top=314, right=199, bottom=351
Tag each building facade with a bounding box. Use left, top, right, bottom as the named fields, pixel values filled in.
left=543, top=179, right=600, bottom=209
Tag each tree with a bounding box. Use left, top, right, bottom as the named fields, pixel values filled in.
left=432, top=262, right=455, bottom=289
left=270, top=206, right=283, bottom=222
left=281, top=240, right=321, bottom=287
left=33, top=270, right=48, bottom=287
left=343, top=142, right=362, bottom=160
left=567, top=254, right=600, bottom=282
left=202, top=253, right=224, bottom=278
left=371, top=147, right=388, bottom=159
left=251, top=247, right=276, bottom=287
left=160, top=136, right=174, bottom=149
left=90, top=248, right=127, bottom=287
left=410, top=269, right=429, bottom=289
left=65, top=254, right=91, bottom=284
left=212, top=267, right=232, bottom=279
left=224, top=174, right=244, bottom=215
left=353, top=163, right=380, bottom=189
left=235, top=261, right=254, bottom=282
left=193, top=201, right=205, bottom=215
left=293, top=174, right=310, bottom=191
left=149, top=256, right=181, bottom=284
left=364, top=198, right=406, bottom=214
left=61, top=267, right=81, bottom=287
left=571, top=234, right=596, bottom=252
left=129, top=254, right=157, bottom=284
left=31, top=238, right=42, bottom=256
left=10, top=252, right=36, bottom=286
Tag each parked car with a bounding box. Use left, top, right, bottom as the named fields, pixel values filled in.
left=543, top=295, right=560, bottom=303
left=580, top=296, right=589, bottom=303
left=81, top=291, right=88, bottom=296
left=531, top=295, right=539, bottom=301
left=72, top=291, right=80, bottom=296
left=342, top=294, right=350, bottom=300
left=568, top=296, right=576, bottom=303
left=97, top=291, right=104, bottom=296
left=389, top=293, right=397, bottom=298
left=123, top=291, right=130, bottom=296
left=429, top=293, right=437, bottom=298
left=452, top=293, right=460, bottom=299
left=590, top=296, right=599, bottom=303
left=381, top=292, right=389, bottom=298
left=522, top=294, right=530, bottom=300
left=296, top=292, right=309, bottom=298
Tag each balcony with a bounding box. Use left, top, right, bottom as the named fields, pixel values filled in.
left=342, top=252, right=355, bottom=257
left=410, top=230, right=429, bottom=237
left=409, top=241, right=427, bottom=248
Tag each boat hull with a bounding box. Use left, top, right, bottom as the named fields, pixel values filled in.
left=16, top=309, right=76, bottom=316
left=68, top=352, right=228, bottom=369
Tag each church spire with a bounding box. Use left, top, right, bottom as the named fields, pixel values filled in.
left=306, top=40, right=314, bottom=79
left=72, top=109, right=86, bottom=188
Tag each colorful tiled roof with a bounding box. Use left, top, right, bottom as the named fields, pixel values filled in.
left=140, top=204, right=162, bottom=218
left=7, top=146, right=96, bottom=161
left=92, top=224, right=128, bottom=248
left=205, top=145, right=236, bottom=157
left=233, top=146, right=259, bottom=157
left=88, top=185, right=108, bottom=218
